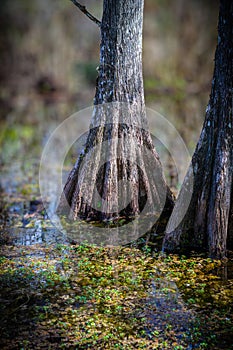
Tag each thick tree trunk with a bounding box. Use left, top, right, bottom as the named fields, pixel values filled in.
left=58, top=0, right=173, bottom=233
left=163, top=0, right=233, bottom=258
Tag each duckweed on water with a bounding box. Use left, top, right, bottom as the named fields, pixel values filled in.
left=0, top=244, right=232, bottom=349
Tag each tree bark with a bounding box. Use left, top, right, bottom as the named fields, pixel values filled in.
left=58, top=0, right=174, bottom=232
left=163, top=0, right=233, bottom=258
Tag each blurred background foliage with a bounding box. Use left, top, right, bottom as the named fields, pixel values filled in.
left=0, top=0, right=218, bottom=163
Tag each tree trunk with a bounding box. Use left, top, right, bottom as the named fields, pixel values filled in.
left=163, top=0, right=233, bottom=258
left=58, top=0, right=174, bottom=235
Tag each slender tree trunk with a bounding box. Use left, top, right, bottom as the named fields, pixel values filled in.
left=163, top=0, right=233, bottom=258
left=58, top=0, right=174, bottom=232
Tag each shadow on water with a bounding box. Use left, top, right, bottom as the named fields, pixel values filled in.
left=144, top=275, right=197, bottom=349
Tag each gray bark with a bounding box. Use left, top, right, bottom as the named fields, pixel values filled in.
left=58, top=0, right=174, bottom=233
left=163, top=0, right=233, bottom=258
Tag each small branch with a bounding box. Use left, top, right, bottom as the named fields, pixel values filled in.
left=70, top=0, right=101, bottom=27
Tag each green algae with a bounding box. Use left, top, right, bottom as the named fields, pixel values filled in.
left=0, top=244, right=232, bottom=349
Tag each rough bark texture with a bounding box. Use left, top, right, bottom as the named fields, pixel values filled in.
left=58, top=0, right=174, bottom=230
left=163, top=0, right=233, bottom=258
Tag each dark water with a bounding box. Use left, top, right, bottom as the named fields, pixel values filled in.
left=0, top=160, right=67, bottom=246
